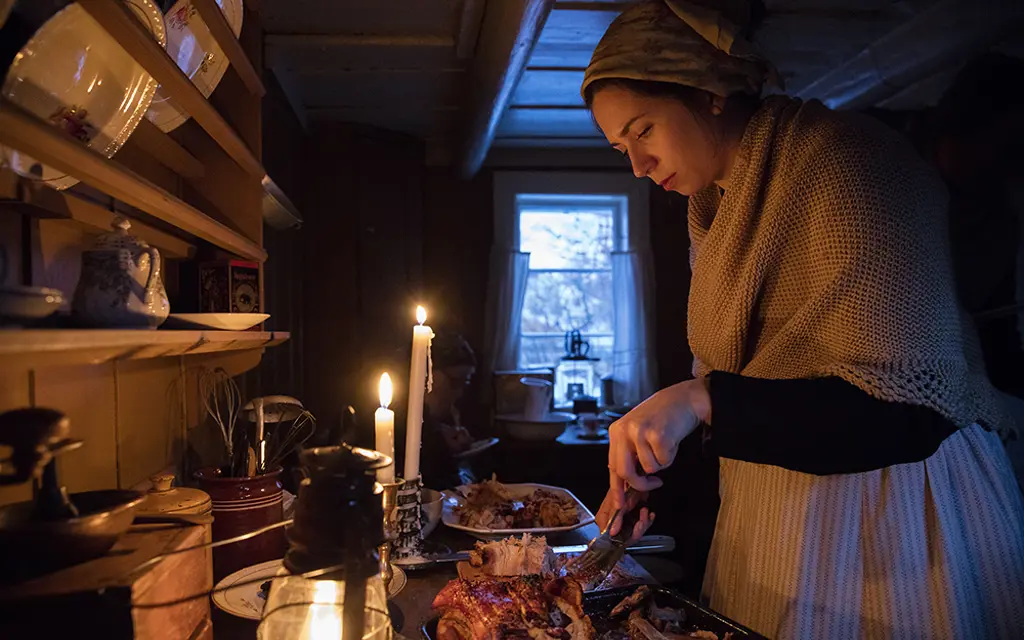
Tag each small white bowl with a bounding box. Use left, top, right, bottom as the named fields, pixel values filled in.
left=0, top=286, right=64, bottom=325
left=420, top=488, right=443, bottom=538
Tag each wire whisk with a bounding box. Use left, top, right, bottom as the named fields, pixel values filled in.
left=265, top=410, right=316, bottom=471
left=198, top=367, right=242, bottom=472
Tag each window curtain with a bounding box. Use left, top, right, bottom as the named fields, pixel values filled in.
left=483, top=249, right=531, bottom=375
left=611, top=250, right=656, bottom=405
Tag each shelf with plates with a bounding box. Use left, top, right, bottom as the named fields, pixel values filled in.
left=0, top=0, right=273, bottom=257
left=77, top=0, right=263, bottom=179
left=0, top=328, right=291, bottom=368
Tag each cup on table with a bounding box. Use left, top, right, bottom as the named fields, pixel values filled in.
left=520, top=377, right=553, bottom=421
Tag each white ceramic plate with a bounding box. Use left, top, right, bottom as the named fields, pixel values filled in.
left=146, top=0, right=243, bottom=132
left=1, top=0, right=166, bottom=190
left=212, top=559, right=407, bottom=620
left=442, top=482, right=595, bottom=540
left=162, top=312, right=268, bottom=330
left=452, top=437, right=499, bottom=460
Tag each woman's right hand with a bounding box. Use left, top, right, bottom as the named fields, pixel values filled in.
left=602, top=378, right=712, bottom=530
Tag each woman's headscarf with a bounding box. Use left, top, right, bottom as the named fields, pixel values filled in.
left=580, top=0, right=782, bottom=100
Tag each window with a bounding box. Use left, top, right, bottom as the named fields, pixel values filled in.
left=490, top=171, right=654, bottom=405
left=516, top=194, right=628, bottom=380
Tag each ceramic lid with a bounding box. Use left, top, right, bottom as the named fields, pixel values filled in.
left=137, top=472, right=212, bottom=516
left=90, top=217, right=150, bottom=252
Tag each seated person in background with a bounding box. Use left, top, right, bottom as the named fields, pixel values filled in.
left=421, top=331, right=479, bottom=489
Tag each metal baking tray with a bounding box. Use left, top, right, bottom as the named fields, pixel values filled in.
left=421, top=584, right=766, bottom=639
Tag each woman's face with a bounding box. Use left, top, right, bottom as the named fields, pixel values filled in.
left=591, top=85, right=724, bottom=196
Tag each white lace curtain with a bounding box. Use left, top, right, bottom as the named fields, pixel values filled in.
left=612, top=249, right=657, bottom=405
left=483, top=249, right=530, bottom=374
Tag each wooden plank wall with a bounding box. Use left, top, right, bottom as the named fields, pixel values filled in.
left=299, top=120, right=425, bottom=447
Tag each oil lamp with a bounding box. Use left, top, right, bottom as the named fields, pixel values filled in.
left=554, top=329, right=600, bottom=408
left=258, top=444, right=391, bottom=639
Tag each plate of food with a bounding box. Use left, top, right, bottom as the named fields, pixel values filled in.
left=442, top=478, right=594, bottom=539
left=211, top=559, right=407, bottom=620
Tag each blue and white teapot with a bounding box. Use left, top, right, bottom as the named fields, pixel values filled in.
left=72, top=217, right=169, bottom=328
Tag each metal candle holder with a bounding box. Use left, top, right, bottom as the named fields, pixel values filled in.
left=376, top=477, right=403, bottom=594
left=392, top=475, right=424, bottom=561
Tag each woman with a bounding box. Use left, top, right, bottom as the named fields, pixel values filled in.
left=420, top=331, right=480, bottom=489
left=586, top=1, right=1024, bottom=638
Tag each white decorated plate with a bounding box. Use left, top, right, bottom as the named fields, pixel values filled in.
left=212, top=559, right=407, bottom=620
left=1, top=0, right=166, bottom=190
left=442, top=482, right=595, bottom=540
left=146, top=0, right=243, bottom=132
left=162, top=312, right=268, bottom=330
left=452, top=437, right=499, bottom=460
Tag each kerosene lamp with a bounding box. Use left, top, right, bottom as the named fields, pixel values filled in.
left=554, top=329, right=601, bottom=408
left=258, top=443, right=391, bottom=639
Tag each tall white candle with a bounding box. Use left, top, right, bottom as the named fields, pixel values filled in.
left=403, top=305, right=433, bottom=480
left=375, top=373, right=396, bottom=483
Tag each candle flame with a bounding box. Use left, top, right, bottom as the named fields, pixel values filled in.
left=416, top=305, right=427, bottom=325
left=379, top=372, right=393, bottom=408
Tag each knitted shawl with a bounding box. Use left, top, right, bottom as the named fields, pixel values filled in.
left=687, top=96, right=1013, bottom=438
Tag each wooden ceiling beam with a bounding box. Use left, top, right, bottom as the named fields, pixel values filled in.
left=457, top=0, right=487, bottom=59
left=457, top=0, right=556, bottom=178
left=264, top=34, right=454, bottom=47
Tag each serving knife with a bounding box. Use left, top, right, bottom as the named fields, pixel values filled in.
left=397, top=534, right=674, bottom=568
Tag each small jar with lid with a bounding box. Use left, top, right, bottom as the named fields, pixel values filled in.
left=137, top=473, right=213, bottom=518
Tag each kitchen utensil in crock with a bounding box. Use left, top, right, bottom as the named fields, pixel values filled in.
left=0, top=408, right=144, bottom=581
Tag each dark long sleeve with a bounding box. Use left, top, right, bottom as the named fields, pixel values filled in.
left=707, top=371, right=959, bottom=475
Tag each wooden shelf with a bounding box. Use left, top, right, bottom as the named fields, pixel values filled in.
left=0, top=103, right=267, bottom=262
left=0, top=329, right=290, bottom=368
left=1, top=171, right=197, bottom=260
left=77, top=0, right=264, bottom=179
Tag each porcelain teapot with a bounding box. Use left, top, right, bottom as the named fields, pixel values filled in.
left=72, top=217, right=169, bottom=328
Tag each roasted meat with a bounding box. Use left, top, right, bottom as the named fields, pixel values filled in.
left=468, top=533, right=557, bottom=576
left=432, top=576, right=595, bottom=640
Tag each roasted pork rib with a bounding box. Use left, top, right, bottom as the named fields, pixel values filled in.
left=432, top=576, right=595, bottom=640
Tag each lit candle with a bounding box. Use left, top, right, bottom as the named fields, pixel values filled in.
left=403, top=305, right=433, bottom=480
left=375, top=373, right=395, bottom=483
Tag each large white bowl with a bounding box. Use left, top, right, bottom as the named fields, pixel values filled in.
left=1, top=0, right=166, bottom=190
left=496, top=411, right=577, bottom=442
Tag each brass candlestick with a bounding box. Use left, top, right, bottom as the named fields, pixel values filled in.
left=375, top=477, right=403, bottom=595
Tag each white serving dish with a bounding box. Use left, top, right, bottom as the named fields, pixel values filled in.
left=161, top=312, right=268, bottom=330
left=496, top=411, right=576, bottom=442
left=211, top=559, right=406, bottom=620
left=146, top=0, right=243, bottom=132
left=442, top=482, right=595, bottom=540
left=1, top=0, right=166, bottom=190
left=0, top=286, right=64, bottom=325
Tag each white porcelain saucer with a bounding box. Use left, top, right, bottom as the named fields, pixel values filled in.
left=212, top=559, right=407, bottom=621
